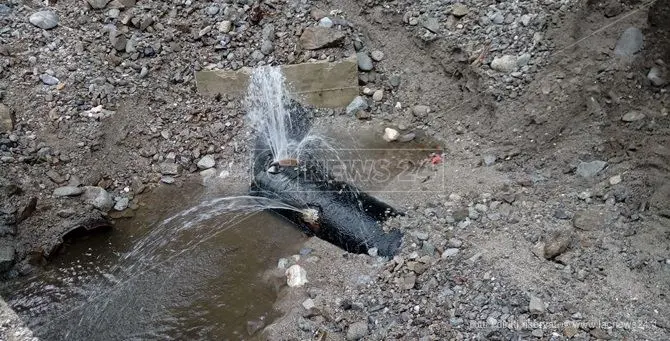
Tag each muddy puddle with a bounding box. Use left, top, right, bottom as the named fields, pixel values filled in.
left=0, top=127, right=443, bottom=340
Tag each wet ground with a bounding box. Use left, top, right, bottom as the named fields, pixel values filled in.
left=0, top=182, right=305, bottom=341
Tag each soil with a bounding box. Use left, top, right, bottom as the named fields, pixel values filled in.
left=1, top=0, right=669, bottom=340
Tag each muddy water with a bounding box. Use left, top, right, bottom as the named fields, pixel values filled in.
left=0, top=182, right=305, bottom=341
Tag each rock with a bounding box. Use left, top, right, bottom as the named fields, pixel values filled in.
left=491, top=55, right=517, bottom=73
left=161, top=176, right=175, bottom=184
left=412, top=105, right=430, bottom=118
left=53, top=186, right=83, bottom=197
left=491, top=12, right=504, bottom=25
left=370, top=50, right=384, bottom=62
left=399, top=133, right=416, bottom=142
left=218, top=20, right=232, bottom=33
left=302, top=298, right=315, bottom=310
left=441, top=248, right=459, bottom=258
left=286, top=264, right=307, bottom=287
left=483, top=154, right=496, bottom=166
left=197, top=155, right=216, bottom=170
left=82, top=186, right=114, bottom=212
left=420, top=16, right=440, bottom=33
left=531, top=242, right=546, bottom=258
left=0, top=103, right=13, bottom=132
left=29, top=11, right=59, bottom=30
left=318, top=17, right=333, bottom=28
left=621, top=111, right=645, bottom=122
left=383, top=128, right=400, bottom=142
left=160, top=162, right=181, bottom=175
left=614, top=27, right=644, bottom=57
left=573, top=209, right=609, bottom=231
left=346, top=321, right=368, bottom=341
left=529, top=296, right=546, bottom=314
left=517, top=53, right=531, bottom=67
left=451, top=4, right=469, bottom=17
left=372, top=90, right=383, bottom=102
left=544, top=229, right=573, bottom=259
left=40, top=74, right=59, bottom=86
left=553, top=209, right=570, bottom=220
left=609, top=175, right=622, bottom=185
left=520, top=14, right=532, bottom=26
left=346, top=96, right=368, bottom=116
left=206, top=5, right=219, bottom=16
left=299, top=27, right=345, bottom=50
left=0, top=246, right=15, bottom=272
left=401, top=273, right=416, bottom=290
left=576, top=160, right=607, bottom=178
left=356, top=52, right=373, bottom=71
left=87, top=0, right=110, bottom=9
left=647, top=67, right=667, bottom=86
left=311, top=8, right=328, bottom=20
left=260, top=40, right=274, bottom=55
left=114, top=197, right=129, bottom=211
left=110, top=31, right=127, bottom=52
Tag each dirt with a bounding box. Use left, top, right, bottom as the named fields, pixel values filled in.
left=1, top=0, right=669, bottom=340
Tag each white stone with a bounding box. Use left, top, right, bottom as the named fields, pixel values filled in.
left=372, top=90, right=383, bottom=102
left=286, top=264, right=307, bottom=287
left=302, top=298, right=315, bottom=310
left=383, top=128, right=400, bottom=142
left=609, top=175, right=622, bottom=185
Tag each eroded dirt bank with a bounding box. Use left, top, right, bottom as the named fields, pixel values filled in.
left=0, top=0, right=669, bottom=340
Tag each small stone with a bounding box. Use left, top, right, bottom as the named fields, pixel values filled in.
left=82, top=186, right=114, bottom=212
left=40, top=74, right=59, bottom=86
left=573, top=209, right=608, bottom=231
left=517, top=53, right=531, bottom=67
left=564, top=325, right=579, bottom=338
left=609, top=175, right=622, bottom=185
left=160, top=176, right=175, bottom=184
left=29, top=11, right=59, bottom=30
left=356, top=52, right=373, bottom=71
left=372, top=90, right=383, bottom=102
left=206, top=5, right=219, bottom=16
left=420, top=16, right=440, bottom=33
left=553, top=209, right=570, bottom=220
left=383, top=128, right=400, bottom=142
left=160, top=162, right=181, bottom=175
left=218, top=20, right=232, bottom=33
left=302, top=298, right=315, bottom=310
left=198, top=25, right=212, bottom=38
left=487, top=316, right=498, bottom=326
left=441, top=248, right=459, bottom=258
left=87, top=0, right=110, bottom=9
left=346, top=321, right=368, bottom=341
left=491, top=12, right=504, bottom=25
left=110, top=31, right=127, bottom=52
left=621, top=111, right=645, bottom=122
left=311, top=9, right=327, bottom=20
left=114, top=197, right=129, bottom=211
left=0, top=104, right=13, bottom=132
left=543, top=229, right=573, bottom=259
left=647, top=67, right=667, bottom=86
left=370, top=50, right=384, bottom=62
left=412, top=105, right=430, bottom=118
left=346, top=96, right=368, bottom=116
left=286, top=264, right=307, bottom=287
left=197, top=155, right=216, bottom=170
left=139, top=66, right=149, bottom=78
left=614, top=27, right=644, bottom=57
left=483, top=154, right=496, bottom=166
left=367, top=247, right=378, bottom=257
left=399, top=133, right=415, bottom=142
left=529, top=296, right=545, bottom=314
left=300, top=27, right=345, bottom=50
left=0, top=246, right=15, bottom=272
left=520, top=14, right=532, bottom=26
left=491, top=55, right=517, bottom=73
left=531, top=242, right=546, bottom=258
left=447, top=238, right=462, bottom=248
left=53, top=186, right=83, bottom=197
left=318, top=17, right=333, bottom=28
left=451, top=4, right=469, bottom=17
left=531, top=329, right=543, bottom=338
left=576, top=160, right=607, bottom=178
left=260, top=40, right=274, bottom=55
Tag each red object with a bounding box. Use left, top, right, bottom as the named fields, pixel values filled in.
left=430, top=154, right=442, bottom=165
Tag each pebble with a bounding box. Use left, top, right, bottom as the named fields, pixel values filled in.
left=576, top=160, right=607, bottom=178
left=451, top=4, right=469, bottom=17
left=412, top=105, right=430, bottom=118
left=346, top=96, right=368, bottom=116
left=529, top=295, right=546, bottom=314
left=300, top=27, right=345, bottom=50
left=372, top=90, right=383, bottom=102
left=53, top=186, right=83, bottom=197
left=614, top=27, right=644, bottom=57
left=441, top=248, right=460, bottom=258
left=621, top=111, right=645, bottom=122
left=491, top=55, right=517, bottom=73
left=491, top=12, right=504, bottom=25
left=318, top=17, right=333, bottom=28
left=346, top=321, right=368, bottom=341
left=286, top=264, right=307, bottom=287
left=110, top=32, right=127, bottom=52
left=573, top=209, right=608, bottom=231
left=356, top=52, right=374, bottom=71
left=370, top=50, right=384, bottom=62
left=160, top=176, right=175, bottom=184
left=29, top=11, right=59, bottom=30
left=383, top=128, right=400, bottom=142
left=139, top=66, right=149, bottom=78
left=82, top=186, right=114, bottom=212
left=302, top=298, right=315, bottom=310
left=87, top=0, right=110, bottom=9
left=159, top=162, right=181, bottom=175
left=420, top=16, right=440, bottom=33
left=609, top=175, right=622, bottom=185
left=647, top=67, right=667, bottom=86
left=399, top=133, right=416, bottom=142
left=40, top=74, right=59, bottom=86
left=483, top=154, right=496, bottom=166
left=543, top=229, right=573, bottom=259
left=114, top=197, right=129, bottom=211
left=553, top=209, right=570, bottom=220
left=218, top=20, right=232, bottom=33
left=197, top=155, right=216, bottom=170
left=206, top=5, right=219, bottom=16
left=260, top=40, right=274, bottom=55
